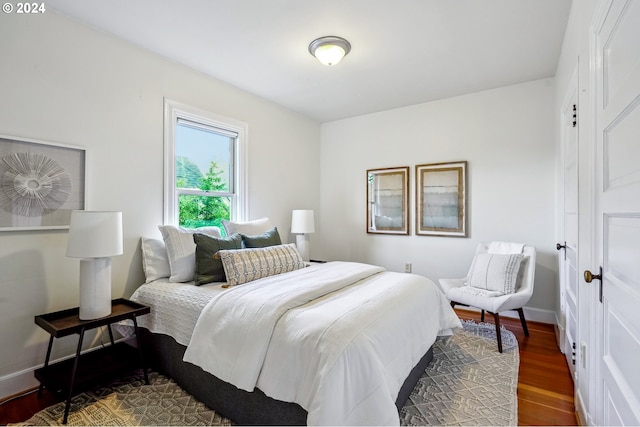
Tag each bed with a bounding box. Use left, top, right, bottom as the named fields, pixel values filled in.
left=125, top=226, right=461, bottom=425
left=127, top=260, right=460, bottom=426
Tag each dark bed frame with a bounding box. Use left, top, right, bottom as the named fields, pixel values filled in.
left=139, top=328, right=433, bottom=425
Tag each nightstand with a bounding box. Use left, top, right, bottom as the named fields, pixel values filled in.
left=34, top=298, right=150, bottom=424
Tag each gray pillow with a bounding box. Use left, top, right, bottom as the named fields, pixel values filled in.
left=193, top=233, right=243, bottom=285
left=242, top=227, right=282, bottom=248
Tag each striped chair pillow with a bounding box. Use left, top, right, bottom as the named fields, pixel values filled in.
left=467, top=253, right=524, bottom=295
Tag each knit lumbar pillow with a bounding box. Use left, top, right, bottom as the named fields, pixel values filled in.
left=218, top=243, right=305, bottom=287
left=467, top=253, right=524, bottom=295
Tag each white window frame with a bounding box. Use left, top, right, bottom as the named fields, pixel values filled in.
left=163, top=99, right=248, bottom=225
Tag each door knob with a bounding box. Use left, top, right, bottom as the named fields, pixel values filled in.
left=584, top=269, right=602, bottom=283
left=556, top=242, right=567, bottom=260
left=584, top=267, right=604, bottom=303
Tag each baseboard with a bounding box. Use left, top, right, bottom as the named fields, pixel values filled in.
left=457, top=306, right=556, bottom=325
left=575, top=387, right=588, bottom=426
left=519, top=306, right=556, bottom=324
left=0, top=367, right=39, bottom=402
left=555, top=311, right=566, bottom=353
left=0, top=336, right=131, bottom=401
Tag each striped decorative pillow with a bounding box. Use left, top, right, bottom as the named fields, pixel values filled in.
left=158, top=225, right=222, bottom=283
left=218, top=243, right=306, bottom=287
left=468, top=253, right=524, bottom=295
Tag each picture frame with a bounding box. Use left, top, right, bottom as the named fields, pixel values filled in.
left=416, top=161, right=467, bottom=237
left=366, top=166, right=409, bottom=235
left=0, top=134, right=86, bottom=231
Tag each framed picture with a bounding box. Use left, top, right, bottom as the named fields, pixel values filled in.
left=416, top=161, right=467, bottom=237
left=0, top=134, right=86, bottom=231
left=367, top=166, right=409, bottom=235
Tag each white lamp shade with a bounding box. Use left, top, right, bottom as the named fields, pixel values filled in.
left=66, top=211, right=123, bottom=258
left=291, top=210, right=315, bottom=234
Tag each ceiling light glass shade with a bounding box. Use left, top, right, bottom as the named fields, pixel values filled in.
left=309, top=36, right=351, bottom=66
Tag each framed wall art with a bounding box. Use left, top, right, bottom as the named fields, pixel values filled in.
left=0, top=134, right=86, bottom=231
left=416, top=161, right=467, bottom=237
left=366, top=166, right=409, bottom=235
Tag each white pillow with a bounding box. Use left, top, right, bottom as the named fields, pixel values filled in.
left=158, top=225, right=222, bottom=282
left=140, top=237, right=171, bottom=283
left=468, top=253, right=523, bottom=295
left=218, top=243, right=305, bottom=287
left=222, top=217, right=273, bottom=237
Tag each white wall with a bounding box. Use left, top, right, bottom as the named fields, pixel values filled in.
left=317, top=79, right=557, bottom=318
left=0, top=11, right=319, bottom=398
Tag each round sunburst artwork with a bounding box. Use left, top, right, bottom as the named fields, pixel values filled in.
left=0, top=152, right=72, bottom=217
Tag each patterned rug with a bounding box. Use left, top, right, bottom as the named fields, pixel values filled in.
left=17, top=321, right=518, bottom=426
left=399, top=320, right=519, bottom=426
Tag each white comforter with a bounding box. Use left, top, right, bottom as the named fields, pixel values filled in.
left=183, top=261, right=461, bottom=426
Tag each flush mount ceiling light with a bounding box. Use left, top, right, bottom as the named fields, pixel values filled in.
left=308, top=36, right=351, bottom=66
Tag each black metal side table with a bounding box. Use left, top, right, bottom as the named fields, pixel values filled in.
left=34, top=298, right=150, bottom=424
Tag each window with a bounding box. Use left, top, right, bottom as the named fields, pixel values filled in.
left=164, top=100, right=247, bottom=232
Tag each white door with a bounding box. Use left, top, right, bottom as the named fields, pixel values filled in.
left=591, top=0, right=640, bottom=424
left=558, top=71, right=579, bottom=382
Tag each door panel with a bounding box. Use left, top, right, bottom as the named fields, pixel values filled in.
left=594, top=0, right=640, bottom=424
left=601, top=0, right=640, bottom=107
left=604, top=99, right=640, bottom=191
left=560, top=72, right=579, bottom=380
left=606, top=216, right=640, bottom=282
left=565, top=245, right=578, bottom=375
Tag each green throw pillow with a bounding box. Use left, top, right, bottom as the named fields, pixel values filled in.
left=193, top=233, right=243, bottom=285
left=242, top=227, right=282, bottom=248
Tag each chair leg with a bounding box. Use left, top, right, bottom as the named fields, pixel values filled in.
left=491, top=312, right=503, bottom=353
left=517, top=308, right=530, bottom=336
left=481, top=310, right=485, bottom=322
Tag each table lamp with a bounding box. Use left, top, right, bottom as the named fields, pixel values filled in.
left=291, top=209, right=315, bottom=262
left=66, top=210, right=123, bottom=320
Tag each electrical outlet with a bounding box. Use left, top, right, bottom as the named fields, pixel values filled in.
left=404, top=262, right=412, bottom=273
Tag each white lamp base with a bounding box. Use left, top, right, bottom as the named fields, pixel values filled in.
left=296, top=234, right=310, bottom=262
left=79, top=257, right=113, bottom=320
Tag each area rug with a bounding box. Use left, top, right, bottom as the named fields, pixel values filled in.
left=17, top=320, right=518, bottom=426
left=399, top=320, right=519, bottom=426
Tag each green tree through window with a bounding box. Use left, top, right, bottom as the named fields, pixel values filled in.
left=177, top=156, right=231, bottom=230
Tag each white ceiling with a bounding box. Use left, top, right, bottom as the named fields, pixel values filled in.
left=46, top=0, right=573, bottom=123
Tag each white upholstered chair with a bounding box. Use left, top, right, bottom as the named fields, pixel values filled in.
left=439, top=242, right=536, bottom=352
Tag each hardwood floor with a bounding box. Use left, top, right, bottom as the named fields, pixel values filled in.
left=0, top=309, right=578, bottom=426
left=0, top=386, right=58, bottom=425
